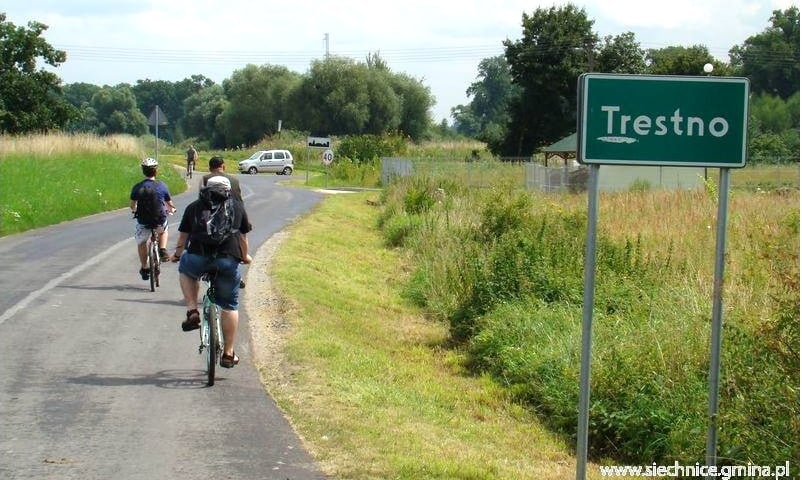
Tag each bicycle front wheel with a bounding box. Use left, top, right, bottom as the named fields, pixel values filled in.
left=206, top=303, right=219, bottom=386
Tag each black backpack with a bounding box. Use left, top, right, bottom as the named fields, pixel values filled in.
left=197, top=185, right=237, bottom=245
left=134, top=182, right=166, bottom=228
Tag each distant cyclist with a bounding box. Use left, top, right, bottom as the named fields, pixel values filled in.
left=130, top=157, right=176, bottom=280
left=186, top=145, right=198, bottom=177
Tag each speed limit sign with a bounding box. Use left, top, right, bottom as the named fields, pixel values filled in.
left=322, top=149, right=334, bottom=165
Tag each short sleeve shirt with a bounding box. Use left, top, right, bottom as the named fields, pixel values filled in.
left=202, top=172, right=243, bottom=202
left=178, top=198, right=252, bottom=260
left=130, top=178, right=172, bottom=217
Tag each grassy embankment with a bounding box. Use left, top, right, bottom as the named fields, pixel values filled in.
left=0, top=133, right=186, bottom=236
left=262, top=191, right=597, bottom=479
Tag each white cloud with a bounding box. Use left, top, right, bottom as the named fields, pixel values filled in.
left=3, top=0, right=798, bottom=122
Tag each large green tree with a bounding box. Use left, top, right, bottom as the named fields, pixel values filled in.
left=498, top=4, right=597, bottom=156
left=0, top=14, right=75, bottom=133
left=298, top=57, right=373, bottom=136
left=595, top=32, right=647, bottom=74
left=181, top=83, right=228, bottom=148
left=62, top=82, right=101, bottom=132
left=220, top=64, right=301, bottom=147
left=132, top=79, right=179, bottom=125
left=388, top=71, right=433, bottom=142
left=91, top=85, right=147, bottom=135
left=132, top=75, right=212, bottom=141
left=730, top=7, right=800, bottom=98
left=363, top=54, right=403, bottom=135
left=288, top=56, right=432, bottom=141
left=646, top=44, right=717, bottom=75
left=452, top=55, right=517, bottom=145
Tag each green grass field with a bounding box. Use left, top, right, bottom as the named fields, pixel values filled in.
left=0, top=134, right=186, bottom=236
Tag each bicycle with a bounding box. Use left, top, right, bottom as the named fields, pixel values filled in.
left=198, top=271, right=223, bottom=386
left=145, top=227, right=161, bottom=292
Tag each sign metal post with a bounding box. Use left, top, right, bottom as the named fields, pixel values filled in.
left=575, top=73, right=748, bottom=479
left=576, top=163, right=600, bottom=480
left=147, top=105, right=168, bottom=161
left=307, top=136, right=332, bottom=187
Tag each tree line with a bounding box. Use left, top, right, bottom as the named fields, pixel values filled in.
left=0, top=5, right=799, bottom=160
left=58, top=58, right=436, bottom=149
left=453, top=5, right=799, bottom=160
left=0, top=11, right=435, bottom=148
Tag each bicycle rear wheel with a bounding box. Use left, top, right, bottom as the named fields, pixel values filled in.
left=148, top=240, right=157, bottom=292
left=206, top=303, right=219, bottom=386
left=154, top=246, right=160, bottom=288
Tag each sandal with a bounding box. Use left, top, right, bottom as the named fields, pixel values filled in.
left=220, top=352, right=239, bottom=368
left=181, top=309, right=200, bottom=331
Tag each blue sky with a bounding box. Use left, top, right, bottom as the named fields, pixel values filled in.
left=3, top=0, right=798, bottom=123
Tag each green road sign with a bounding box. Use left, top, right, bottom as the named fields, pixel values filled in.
left=577, top=74, right=749, bottom=168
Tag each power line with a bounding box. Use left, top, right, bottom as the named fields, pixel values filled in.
left=54, top=42, right=797, bottom=68
left=55, top=43, right=506, bottom=65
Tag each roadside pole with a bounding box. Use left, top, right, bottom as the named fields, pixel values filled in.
left=576, top=164, right=600, bottom=480
left=155, top=110, right=159, bottom=160
left=306, top=136, right=332, bottom=187
left=705, top=168, right=731, bottom=474
left=147, top=105, right=168, bottom=161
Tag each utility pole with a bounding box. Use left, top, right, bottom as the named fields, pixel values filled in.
left=323, top=33, right=330, bottom=59
left=585, top=37, right=595, bottom=72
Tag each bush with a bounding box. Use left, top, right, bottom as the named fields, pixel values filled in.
left=336, top=133, right=406, bottom=164
left=382, top=213, right=422, bottom=248
left=328, top=157, right=381, bottom=187
left=468, top=298, right=711, bottom=464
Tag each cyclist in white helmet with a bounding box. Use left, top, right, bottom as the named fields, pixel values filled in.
left=130, top=157, right=177, bottom=281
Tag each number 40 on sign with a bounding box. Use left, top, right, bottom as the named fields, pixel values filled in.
left=322, top=149, right=334, bottom=165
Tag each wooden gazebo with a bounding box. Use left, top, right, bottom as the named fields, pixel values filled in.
left=541, top=132, right=577, bottom=166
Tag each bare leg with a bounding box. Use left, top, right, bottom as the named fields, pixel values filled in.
left=158, top=230, right=169, bottom=250
left=137, top=242, right=148, bottom=269
left=179, top=273, right=200, bottom=311
left=220, top=309, right=239, bottom=357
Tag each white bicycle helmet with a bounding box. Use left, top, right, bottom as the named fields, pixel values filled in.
left=141, top=157, right=158, bottom=167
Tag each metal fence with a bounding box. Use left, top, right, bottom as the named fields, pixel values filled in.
left=524, top=164, right=709, bottom=192
left=380, top=157, right=799, bottom=192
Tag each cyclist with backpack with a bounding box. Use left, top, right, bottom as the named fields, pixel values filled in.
left=130, top=157, right=177, bottom=281
left=170, top=176, right=252, bottom=369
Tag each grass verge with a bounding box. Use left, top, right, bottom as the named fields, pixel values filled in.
left=249, top=192, right=603, bottom=479
left=0, top=155, right=186, bottom=237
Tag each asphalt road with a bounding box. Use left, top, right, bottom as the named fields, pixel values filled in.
left=0, top=174, right=328, bottom=480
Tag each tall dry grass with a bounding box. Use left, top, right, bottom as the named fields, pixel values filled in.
left=379, top=171, right=799, bottom=467
left=0, top=133, right=181, bottom=236
left=0, top=133, right=144, bottom=156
